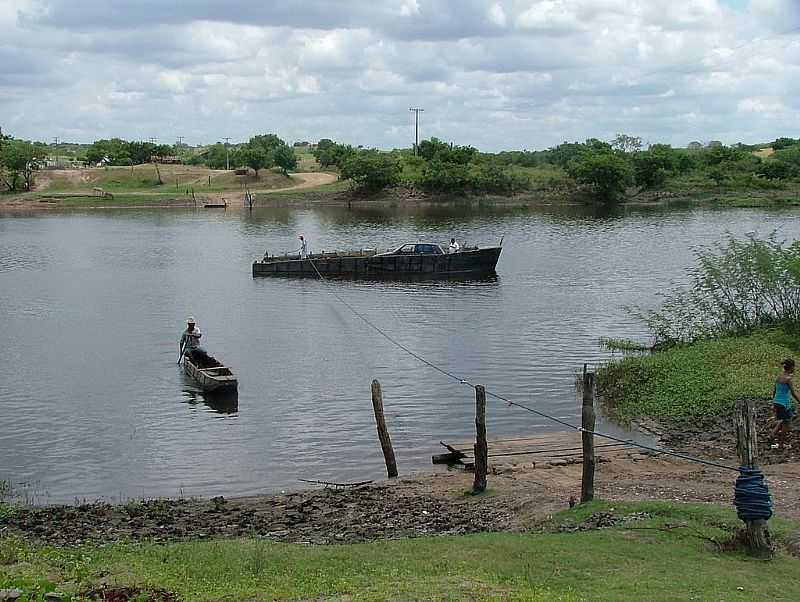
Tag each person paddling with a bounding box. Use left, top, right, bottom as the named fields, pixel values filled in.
left=769, top=358, right=799, bottom=449
left=179, top=317, right=212, bottom=366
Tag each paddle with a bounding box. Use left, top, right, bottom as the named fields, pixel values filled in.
left=178, top=341, right=186, bottom=365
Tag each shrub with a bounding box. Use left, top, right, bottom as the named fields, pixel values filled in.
left=339, top=150, right=401, bottom=191
left=640, top=234, right=800, bottom=346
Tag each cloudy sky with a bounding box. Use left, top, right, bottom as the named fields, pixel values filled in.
left=0, top=0, right=798, bottom=151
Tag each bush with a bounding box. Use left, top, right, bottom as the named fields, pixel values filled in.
left=567, top=149, right=633, bottom=200
left=640, top=234, right=800, bottom=346
left=339, top=150, right=401, bottom=191
left=633, top=145, right=676, bottom=188
left=757, top=160, right=798, bottom=180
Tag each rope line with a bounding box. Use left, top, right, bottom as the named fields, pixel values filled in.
left=305, top=257, right=741, bottom=474
left=734, top=468, right=773, bottom=521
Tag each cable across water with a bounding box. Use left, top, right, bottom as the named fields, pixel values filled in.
left=305, top=257, right=742, bottom=474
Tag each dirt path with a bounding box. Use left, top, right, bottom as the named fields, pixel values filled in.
left=0, top=172, right=339, bottom=208
left=202, top=172, right=338, bottom=206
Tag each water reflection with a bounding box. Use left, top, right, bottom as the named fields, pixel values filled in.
left=181, top=388, right=239, bottom=415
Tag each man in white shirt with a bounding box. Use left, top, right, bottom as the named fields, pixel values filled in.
left=180, top=317, right=212, bottom=366
left=298, top=235, right=308, bottom=259
left=449, top=238, right=460, bottom=253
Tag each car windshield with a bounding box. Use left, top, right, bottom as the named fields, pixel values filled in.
left=392, top=244, right=442, bottom=255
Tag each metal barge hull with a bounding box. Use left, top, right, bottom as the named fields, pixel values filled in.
left=252, top=247, right=502, bottom=278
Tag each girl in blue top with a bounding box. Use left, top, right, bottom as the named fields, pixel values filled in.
left=770, top=358, right=799, bottom=449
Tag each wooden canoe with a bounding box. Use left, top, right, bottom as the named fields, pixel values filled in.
left=183, top=355, right=238, bottom=392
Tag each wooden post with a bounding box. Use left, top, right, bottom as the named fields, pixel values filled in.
left=473, top=385, right=488, bottom=493
left=736, top=398, right=771, bottom=555
left=581, top=367, right=596, bottom=503
left=371, top=380, right=398, bottom=478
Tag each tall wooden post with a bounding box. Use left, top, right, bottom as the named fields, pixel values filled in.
left=581, top=367, right=596, bottom=503
left=736, top=398, right=771, bottom=555
left=371, top=380, right=398, bottom=478
left=473, top=385, right=488, bottom=493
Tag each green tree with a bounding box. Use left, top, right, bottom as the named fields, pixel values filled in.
left=757, top=160, right=797, bottom=180
left=567, top=150, right=633, bottom=201
left=611, top=133, right=643, bottom=153
left=417, top=138, right=476, bottom=164
left=772, top=137, right=799, bottom=151
left=418, top=158, right=471, bottom=192
left=339, top=150, right=401, bottom=191
left=633, top=144, right=676, bottom=188
left=273, top=144, right=297, bottom=175
left=248, top=134, right=283, bottom=159
left=241, top=146, right=268, bottom=177
left=0, top=139, right=39, bottom=191
left=86, top=138, right=130, bottom=165
left=313, top=138, right=337, bottom=167
left=313, top=139, right=355, bottom=168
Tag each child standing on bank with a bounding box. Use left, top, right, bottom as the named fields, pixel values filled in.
left=770, top=358, right=799, bottom=449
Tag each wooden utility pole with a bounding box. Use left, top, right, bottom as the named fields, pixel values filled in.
left=581, top=366, right=596, bottom=503
left=735, top=398, right=771, bottom=556
left=409, top=108, right=424, bottom=155
left=473, top=385, right=488, bottom=493
left=223, top=137, right=231, bottom=170
left=371, top=380, right=398, bottom=478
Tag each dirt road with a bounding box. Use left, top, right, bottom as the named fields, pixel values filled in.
left=0, top=172, right=339, bottom=208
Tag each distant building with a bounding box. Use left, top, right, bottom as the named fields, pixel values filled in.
left=687, top=141, right=703, bottom=150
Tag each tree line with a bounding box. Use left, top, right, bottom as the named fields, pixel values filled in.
left=3, top=125, right=800, bottom=199
left=314, top=134, right=800, bottom=201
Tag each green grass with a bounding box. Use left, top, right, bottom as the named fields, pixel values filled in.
left=597, top=329, right=799, bottom=422
left=1, top=501, right=799, bottom=600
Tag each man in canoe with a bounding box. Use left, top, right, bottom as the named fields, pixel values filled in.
left=179, top=317, right=213, bottom=367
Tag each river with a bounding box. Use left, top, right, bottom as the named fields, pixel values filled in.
left=1, top=203, right=797, bottom=503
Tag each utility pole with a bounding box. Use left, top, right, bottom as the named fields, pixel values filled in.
left=176, top=136, right=184, bottom=146
left=409, top=107, right=424, bottom=155
left=223, top=137, right=231, bottom=170
left=148, top=137, right=157, bottom=144
left=53, top=136, right=59, bottom=145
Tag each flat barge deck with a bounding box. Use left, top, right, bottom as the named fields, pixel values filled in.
left=252, top=243, right=502, bottom=278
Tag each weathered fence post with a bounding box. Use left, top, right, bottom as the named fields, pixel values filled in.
left=371, top=380, right=398, bottom=478
left=736, top=398, right=771, bottom=555
left=473, top=385, right=488, bottom=493
left=581, top=366, right=596, bottom=503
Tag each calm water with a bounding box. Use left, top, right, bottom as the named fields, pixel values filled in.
left=1, top=203, right=798, bottom=503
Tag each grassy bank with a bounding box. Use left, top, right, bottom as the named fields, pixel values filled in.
left=597, top=329, right=799, bottom=422
left=1, top=500, right=798, bottom=601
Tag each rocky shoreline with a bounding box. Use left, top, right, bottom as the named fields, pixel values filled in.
left=1, top=479, right=515, bottom=547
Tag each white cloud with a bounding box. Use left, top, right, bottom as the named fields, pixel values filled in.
left=0, top=0, right=798, bottom=149
left=488, top=3, right=507, bottom=27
